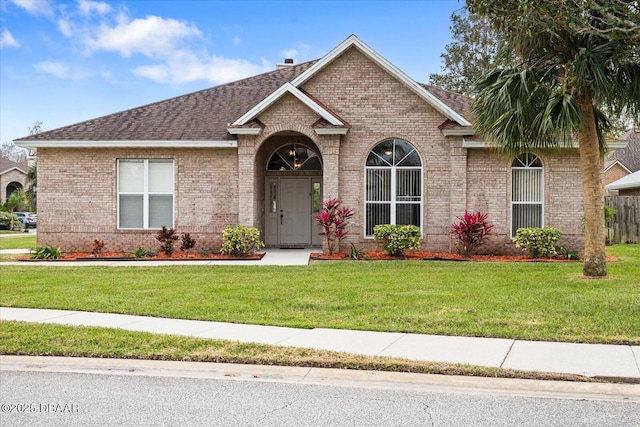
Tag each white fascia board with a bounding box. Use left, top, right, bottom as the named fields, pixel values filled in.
left=607, top=140, right=629, bottom=150
left=232, top=82, right=343, bottom=126
left=462, top=139, right=490, bottom=148
left=14, top=140, right=238, bottom=149
left=462, top=138, right=629, bottom=150
left=227, top=128, right=262, bottom=135
left=442, top=128, right=475, bottom=136
left=605, top=171, right=640, bottom=190
left=292, top=35, right=472, bottom=127
left=314, top=128, right=349, bottom=135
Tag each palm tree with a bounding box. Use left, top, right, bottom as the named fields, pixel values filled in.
left=467, top=0, right=640, bottom=277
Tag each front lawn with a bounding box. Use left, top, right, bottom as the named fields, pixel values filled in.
left=0, top=235, right=36, bottom=250
left=1, top=245, right=638, bottom=344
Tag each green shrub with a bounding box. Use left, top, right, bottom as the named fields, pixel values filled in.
left=373, top=224, right=421, bottom=256
left=220, top=225, right=264, bottom=256
left=132, top=247, right=150, bottom=258
left=513, top=227, right=562, bottom=258
left=0, top=212, right=19, bottom=230
left=30, top=245, right=61, bottom=260
left=348, top=243, right=369, bottom=260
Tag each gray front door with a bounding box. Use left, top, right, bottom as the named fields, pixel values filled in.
left=280, top=178, right=311, bottom=245
left=265, top=177, right=322, bottom=247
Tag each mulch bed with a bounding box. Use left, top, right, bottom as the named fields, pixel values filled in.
left=20, top=251, right=264, bottom=262
left=310, top=251, right=616, bottom=262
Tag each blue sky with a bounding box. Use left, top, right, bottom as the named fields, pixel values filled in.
left=1, top=0, right=463, bottom=143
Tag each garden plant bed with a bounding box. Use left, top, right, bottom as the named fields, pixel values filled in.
left=310, top=251, right=615, bottom=262
left=20, top=251, right=264, bottom=262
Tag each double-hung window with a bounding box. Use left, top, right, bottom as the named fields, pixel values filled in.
left=511, top=153, right=543, bottom=237
left=118, top=159, right=174, bottom=229
left=364, top=139, right=422, bottom=236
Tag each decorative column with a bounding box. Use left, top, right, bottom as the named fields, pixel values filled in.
left=237, top=136, right=256, bottom=227
left=320, top=135, right=341, bottom=200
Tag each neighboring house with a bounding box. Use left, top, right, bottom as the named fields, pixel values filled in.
left=0, top=158, right=28, bottom=204
left=14, top=35, right=626, bottom=254
left=604, top=128, right=640, bottom=193
left=605, top=170, right=640, bottom=196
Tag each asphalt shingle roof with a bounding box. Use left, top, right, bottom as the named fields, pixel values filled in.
left=606, top=129, right=640, bottom=172
left=16, top=57, right=474, bottom=143
left=17, top=61, right=318, bottom=142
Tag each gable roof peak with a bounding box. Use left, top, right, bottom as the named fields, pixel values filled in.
left=291, top=35, right=471, bottom=127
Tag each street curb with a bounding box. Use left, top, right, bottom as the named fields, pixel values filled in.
left=1, top=355, right=639, bottom=402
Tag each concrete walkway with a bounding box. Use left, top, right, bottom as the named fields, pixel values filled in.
left=0, top=248, right=316, bottom=266
left=2, top=307, right=639, bottom=380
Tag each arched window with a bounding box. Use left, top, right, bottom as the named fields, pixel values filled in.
left=365, top=138, right=422, bottom=236
left=267, top=144, right=321, bottom=171
left=511, top=153, right=543, bottom=237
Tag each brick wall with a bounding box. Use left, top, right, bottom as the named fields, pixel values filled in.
left=0, top=169, right=27, bottom=204
left=36, top=147, right=237, bottom=252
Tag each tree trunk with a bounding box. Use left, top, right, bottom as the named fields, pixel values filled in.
left=577, top=92, right=607, bottom=277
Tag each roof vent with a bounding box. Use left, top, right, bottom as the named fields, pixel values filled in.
left=276, top=58, right=295, bottom=70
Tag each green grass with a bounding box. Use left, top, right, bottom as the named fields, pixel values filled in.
left=0, top=321, right=599, bottom=383
left=2, top=245, right=638, bottom=344
left=0, top=235, right=36, bottom=250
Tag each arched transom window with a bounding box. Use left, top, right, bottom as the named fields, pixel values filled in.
left=511, top=152, right=544, bottom=237
left=365, top=138, right=422, bottom=236
left=267, top=144, right=321, bottom=171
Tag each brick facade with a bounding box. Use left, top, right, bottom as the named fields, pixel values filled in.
left=30, top=39, right=586, bottom=254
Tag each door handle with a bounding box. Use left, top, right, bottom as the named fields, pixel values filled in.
left=280, top=210, right=283, bottom=225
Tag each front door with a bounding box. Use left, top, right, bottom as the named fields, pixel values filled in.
left=280, top=178, right=310, bottom=245
left=265, top=177, right=322, bottom=247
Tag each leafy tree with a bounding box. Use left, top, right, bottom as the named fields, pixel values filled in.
left=429, top=9, right=504, bottom=95
left=467, top=0, right=640, bottom=277
left=26, top=164, right=37, bottom=211
left=0, top=141, right=28, bottom=162
left=4, top=189, right=30, bottom=230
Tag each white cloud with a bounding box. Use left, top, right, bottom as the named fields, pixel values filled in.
left=86, top=15, right=201, bottom=58
left=232, top=36, right=241, bottom=46
left=34, top=60, right=70, bottom=78
left=281, top=43, right=312, bottom=62
left=0, top=29, right=20, bottom=48
left=76, top=0, right=111, bottom=16
left=132, top=49, right=262, bottom=84
left=9, top=0, right=54, bottom=17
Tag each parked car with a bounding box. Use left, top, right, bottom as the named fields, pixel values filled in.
left=14, top=212, right=37, bottom=228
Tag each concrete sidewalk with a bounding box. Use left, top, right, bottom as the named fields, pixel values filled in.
left=0, top=248, right=315, bottom=266
left=2, top=307, right=639, bottom=380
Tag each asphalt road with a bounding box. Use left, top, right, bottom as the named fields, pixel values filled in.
left=1, top=369, right=638, bottom=427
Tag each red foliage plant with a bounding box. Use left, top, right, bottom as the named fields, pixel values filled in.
left=315, top=198, right=354, bottom=255
left=451, top=210, right=494, bottom=257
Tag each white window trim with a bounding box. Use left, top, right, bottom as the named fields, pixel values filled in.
left=510, top=155, right=544, bottom=238
left=117, top=159, right=175, bottom=230
left=363, top=140, right=423, bottom=238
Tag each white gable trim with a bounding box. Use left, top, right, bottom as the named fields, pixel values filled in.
left=604, top=159, right=632, bottom=174
left=15, top=140, right=238, bottom=149
left=0, top=166, right=27, bottom=175
left=291, top=35, right=472, bottom=127
left=231, top=82, right=343, bottom=127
